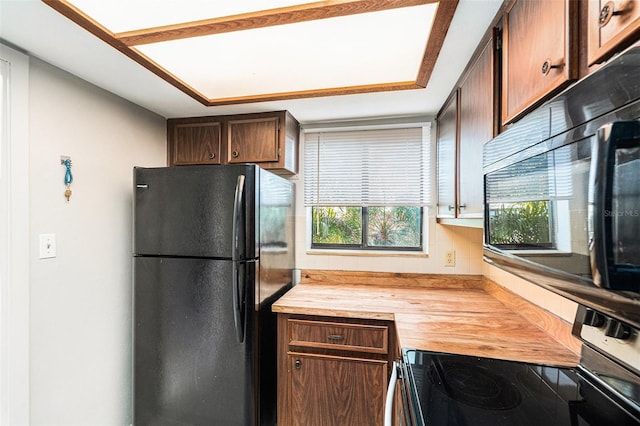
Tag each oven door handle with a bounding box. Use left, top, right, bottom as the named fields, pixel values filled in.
left=384, top=361, right=399, bottom=426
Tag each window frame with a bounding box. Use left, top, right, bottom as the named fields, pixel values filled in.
left=310, top=206, right=425, bottom=251
left=303, top=120, right=432, bottom=254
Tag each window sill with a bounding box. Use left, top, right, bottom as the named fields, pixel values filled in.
left=305, top=249, right=429, bottom=258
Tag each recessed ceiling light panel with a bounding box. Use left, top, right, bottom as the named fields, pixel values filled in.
left=135, top=5, right=436, bottom=99
left=43, top=0, right=457, bottom=105
left=68, top=0, right=307, bottom=33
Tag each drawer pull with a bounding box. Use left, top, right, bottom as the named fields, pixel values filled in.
left=327, top=334, right=344, bottom=341
left=295, top=359, right=302, bottom=369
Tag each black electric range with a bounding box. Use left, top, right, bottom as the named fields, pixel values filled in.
left=395, top=306, right=640, bottom=426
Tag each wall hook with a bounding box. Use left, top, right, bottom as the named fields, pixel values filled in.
left=61, top=156, right=73, bottom=202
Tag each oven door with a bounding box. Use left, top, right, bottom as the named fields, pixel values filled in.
left=401, top=349, right=426, bottom=426
left=385, top=358, right=419, bottom=426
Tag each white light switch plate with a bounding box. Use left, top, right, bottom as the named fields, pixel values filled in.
left=39, top=234, right=56, bottom=259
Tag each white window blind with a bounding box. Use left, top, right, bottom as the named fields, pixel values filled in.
left=486, top=145, right=575, bottom=203
left=304, top=125, right=431, bottom=206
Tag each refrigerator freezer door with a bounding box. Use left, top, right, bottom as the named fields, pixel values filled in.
left=134, top=165, right=257, bottom=259
left=134, top=257, right=255, bottom=426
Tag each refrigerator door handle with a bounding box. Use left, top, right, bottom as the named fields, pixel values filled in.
left=232, top=261, right=246, bottom=343
left=232, top=174, right=246, bottom=262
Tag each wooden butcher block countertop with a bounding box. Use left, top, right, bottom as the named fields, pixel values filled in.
left=272, top=270, right=582, bottom=367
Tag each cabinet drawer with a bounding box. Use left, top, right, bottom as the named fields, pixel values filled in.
left=288, top=319, right=388, bottom=354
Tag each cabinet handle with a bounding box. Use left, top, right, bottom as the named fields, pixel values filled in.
left=448, top=205, right=456, bottom=211
left=541, top=58, right=562, bottom=76
left=327, top=334, right=344, bottom=341
left=208, top=152, right=215, bottom=160
left=599, top=1, right=624, bottom=28
left=459, top=204, right=467, bottom=210
left=295, top=359, right=302, bottom=369
left=232, top=150, right=239, bottom=158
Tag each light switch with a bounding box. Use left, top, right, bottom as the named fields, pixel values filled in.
left=39, top=234, right=56, bottom=259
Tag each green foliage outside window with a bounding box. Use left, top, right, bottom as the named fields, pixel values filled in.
left=312, top=207, right=362, bottom=245
left=312, top=206, right=422, bottom=250
left=489, top=201, right=551, bottom=246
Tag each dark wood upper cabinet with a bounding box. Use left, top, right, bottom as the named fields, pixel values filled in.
left=436, top=90, right=458, bottom=219
left=458, top=37, right=495, bottom=218
left=587, top=0, right=640, bottom=65
left=502, top=0, right=579, bottom=125
left=227, top=116, right=279, bottom=164
left=168, top=110, right=299, bottom=174
left=436, top=36, right=495, bottom=222
left=169, top=121, right=222, bottom=165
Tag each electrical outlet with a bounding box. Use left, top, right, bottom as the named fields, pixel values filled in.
left=445, top=250, right=455, bottom=267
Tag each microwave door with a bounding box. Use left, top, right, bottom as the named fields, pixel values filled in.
left=588, top=120, right=640, bottom=292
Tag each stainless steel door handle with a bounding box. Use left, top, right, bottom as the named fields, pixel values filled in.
left=384, top=361, right=399, bottom=426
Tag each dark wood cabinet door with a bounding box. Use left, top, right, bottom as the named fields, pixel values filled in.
left=588, top=0, right=640, bottom=65
left=436, top=91, right=458, bottom=218
left=458, top=38, right=494, bottom=218
left=227, top=117, right=279, bottom=164
left=502, top=0, right=578, bottom=124
left=289, top=353, right=387, bottom=426
left=170, top=122, right=221, bottom=165
left=168, top=111, right=298, bottom=173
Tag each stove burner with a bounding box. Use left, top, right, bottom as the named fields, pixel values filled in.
left=428, top=359, right=522, bottom=410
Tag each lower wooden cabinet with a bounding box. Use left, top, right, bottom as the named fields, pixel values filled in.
left=277, top=314, right=394, bottom=426
left=288, top=353, right=387, bottom=426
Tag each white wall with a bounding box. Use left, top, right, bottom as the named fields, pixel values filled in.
left=293, top=122, right=484, bottom=275
left=483, top=263, right=578, bottom=323
left=28, top=59, right=166, bottom=425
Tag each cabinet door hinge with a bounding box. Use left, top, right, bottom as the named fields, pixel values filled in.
left=495, top=30, right=502, bottom=51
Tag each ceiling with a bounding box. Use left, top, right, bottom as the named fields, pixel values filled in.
left=0, top=0, right=502, bottom=123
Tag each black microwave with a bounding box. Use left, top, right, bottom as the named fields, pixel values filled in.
left=483, top=46, right=640, bottom=327
left=589, top=121, right=640, bottom=292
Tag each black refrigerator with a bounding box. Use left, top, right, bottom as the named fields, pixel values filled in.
left=132, top=164, right=294, bottom=426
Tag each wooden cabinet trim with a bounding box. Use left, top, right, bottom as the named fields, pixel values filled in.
left=287, top=351, right=389, bottom=366
left=288, top=318, right=389, bottom=354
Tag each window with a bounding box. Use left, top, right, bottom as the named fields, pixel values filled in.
left=304, top=124, right=431, bottom=251
left=485, top=144, right=576, bottom=251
